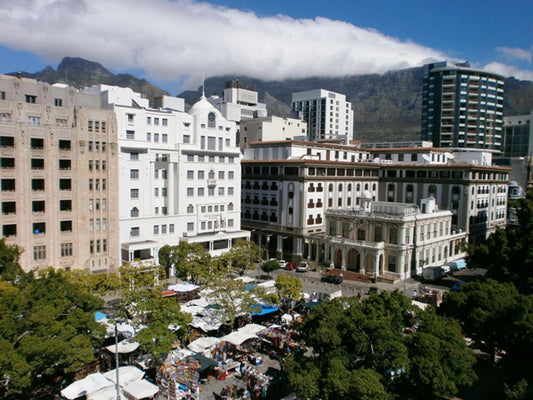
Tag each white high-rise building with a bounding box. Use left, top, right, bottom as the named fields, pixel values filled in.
left=207, top=80, right=267, bottom=123
left=291, top=89, right=354, bottom=142
left=85, top=85, right=249, bottom=266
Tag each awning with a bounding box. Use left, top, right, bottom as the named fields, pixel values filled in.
left=94, top=311, right=107, bottom=322
left=251, top=304, right=279, bottom=316
left=102, top=366, right=145, bottom=386
left=221, top=323, right=266, bottom=346
left=235, top=276, right=255, bottom=283
left=106, top=339, right=140, bottom=354
left=61, top=372, right=112, bottom=399
left=123, top=379, right=159, bottom=400
left=167, top=283, right=200, bottom=292
left=187, top=354, right=216, bottom=372
left=188, top=337, right=222, bottom=356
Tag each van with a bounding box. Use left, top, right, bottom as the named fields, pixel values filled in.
left=440, top=265, right=451, bottom=276
left=450, top=259, right=467, bottom=271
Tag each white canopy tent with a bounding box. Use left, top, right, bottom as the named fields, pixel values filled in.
left=61, top=372, right=113, bottom=399
left=221, top=323, right=266, bottom=346
left=188, top=336, right=222, bottom=357
left=105, top=339, right=140, bottom=354
left=123, top=379, right=159, bottom=400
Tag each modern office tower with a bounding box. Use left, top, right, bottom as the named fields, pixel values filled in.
left=85, top=85, right=249, bottom=266
left=291, top=89, right=354, bottom=142
left=0, top=75, right=119, bottom=273
left=207, top=79, right=267, bottom=123
left=421, top=61, right=505, bottom=151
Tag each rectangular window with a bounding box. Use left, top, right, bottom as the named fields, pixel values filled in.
left=228, top=171, right=234, bottom=179
left=60, top=243, right=72, bottom=257
left=90, top=240, right=94, bottom=254
left=127, top=113, right=134, bottom=123
left=126, top=130, right=135, bottom=140
left=187, top=155, right=194, bottom=162
left=60, top=220, right=72, bottom=232
left=154, top=133, right=159, bottom=142
left=183, top=135, right=190, bottom=143
left=147, top=116, right=151, bottom=125
left=33, top=245, right=46, bottom=260
left=25, top=95, right=37, bottom=103
left=198, top=170, right=205, bottom=179
left=162, top=188, right=167, bottom=197
left=154, top=225, right=159, bottom=235
left=131, top=188, right=139, bottom=198
left=219, top=171, right=225, bottom=179
left=154, top=188, right=159, bottom=197
left=187, top=222, right=194, bottom=231
left=60, top=200, right=72, bottom=211
left=146, top=132, right=151, bottom=141
left=54, top=98, right=63, bottom=107
left=161, top=224, right=167, bottom=234
left=154, top=118, right=159, bottom=125
left=187, top=170, right=194, bottom=179
left=198, top=187, right=204, bottom=196
left=187, top=187, right=194, bottom=196
left=130, top=227, right=139, bottom=236
left=169, top=224, right=174, bottom=233
left=162, top=134, right=168, bottom=143
left=130, top=152, right=139, bottom=160
left=162, top=118, right=168, bottom=126
left=27, top=116, right=41, bottom=126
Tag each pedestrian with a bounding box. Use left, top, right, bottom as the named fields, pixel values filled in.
left=413, top=289, right=418, bottom=298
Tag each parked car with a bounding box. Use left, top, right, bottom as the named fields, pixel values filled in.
left=277, top=259, right=286, bottom=269
left=440, top=265, right=452, bottom=276
left=284, top=261, right=298, bottom=270
left=321, top=275, right=343, bottom=284
left=296, top=262, right=309, bottom=272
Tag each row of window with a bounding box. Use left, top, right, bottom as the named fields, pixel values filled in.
left=187, top=170, right=235, bottom=180
left=87, top=120, right=107, bottom=133
left=33, top=242, right=74, bottom=261
left=89, top=218, right=108, bottom=231
left=2, top=220, right=73, bottom=237
left=88, top=141, right=107, bottom=152
left=0, top=200, right=73, bottom=215
left=146, top=116, right=168, bottom=126
left=88, top=160, right=107, bottom=171
left=0, top=178, right=73, bottom=192
left=89, top=239, right=108, bottom=254
left=185, top=187, right=234, bottom=197
left=89, top=179, right=107, bottom=191
left=186, top=155, right=236, bottom=163
left=0, top=138, right=72, bottom=151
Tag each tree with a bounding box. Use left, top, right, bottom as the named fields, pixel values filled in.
left=0, top=265, right=106, bottom=398
left=173, top=242, right=212, bottom=284
left=286, top=291, right=476, bottom=400
left=0, top=239, right=25, bottom=283
left=260, top=259, right=278, bottom=277
left=274, top=274, right=302, bottom=312
left=119, top=287, right=191, bottom=357
left=222, top=239, right=263, bottom=276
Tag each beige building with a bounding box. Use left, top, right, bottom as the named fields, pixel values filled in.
left=0, top=75, right=118, bottom=273
left=324, top=196, right=467, bottom=281
left=239, top=116, right=307, bottom=151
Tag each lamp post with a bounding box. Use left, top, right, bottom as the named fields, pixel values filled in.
left=265, top=234, right=272, bottom=260
left=114, top=322, right=121, bottom=400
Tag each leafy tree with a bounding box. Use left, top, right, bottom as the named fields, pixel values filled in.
left=119, top=263, right=164, bottom=290
left=206, top=278, right=267, bottom=328
left=0, top=239, right=25, bottom=283
left=222, top=239, right=263, bottom=276
left=173, top=242, right=212, bottom=284
left=0, top=263, right=106, bottom=398
left=260, top=259, right=278, bottom=277
left=119, top=287, right=191, bottom=357
left=275, top=274, right=303, bottom=312
left=286, top=291, right=476, bottom=400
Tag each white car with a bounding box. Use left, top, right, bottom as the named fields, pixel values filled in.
left=278, top=260, right=287, bottom=268
left=296, top=262, right=309, bottom=272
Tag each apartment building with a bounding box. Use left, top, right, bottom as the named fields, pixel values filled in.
left=421, top=61, right=504, bottom=151
left=291, top=89, right=354, bottom=142
left=0, top=75, right=119, bottom=273
left=239, top=116, right=307, bottom=151
left=85, top=85, right=249, bottom=265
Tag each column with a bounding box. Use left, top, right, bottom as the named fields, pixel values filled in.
left=359, top=249, right=366, bottom=274
left=276, top=235, right=283, bottom=259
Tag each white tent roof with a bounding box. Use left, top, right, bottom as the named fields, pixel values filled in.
left=257, top=280, right=275, bottom=288
left=188, top=336, right=222, bottom=354
left=171, top=348, right=196, bottom=361
left=61, top=372, right=113, bottom=399
left=234, top=276, right=255, bottom=283
left=190, top=315, right=224, bottom=332
left=87, top=385, right=123, bottom=400
left=167, top=283, right=199, bottom=292
left=123, top=379, right=159, bottom=399
left=180, top=305, right=207, bottom=316
left=412, top=300, right=430, bottom=310
left=184, top=297, right=210, bottom=308
left=106, top=339, right=140, bottom=354
left=221, top=323, right=266, bottom=346
left=102, top=366, right=145, bottom=386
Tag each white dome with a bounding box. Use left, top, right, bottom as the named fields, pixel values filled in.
left=189, top=96, right=223, bottom=119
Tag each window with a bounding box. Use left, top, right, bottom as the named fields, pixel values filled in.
left=162, top=118, right=168, bottom=126
left=228, top=187, right=234, bottom=195
left=60, top=220, right=72, bottom=232
left=187, top=187, right=194, bottom=196
left=147, top=116, right=151, bottom=125
left=154, top=118, right=159, bottom=125
left=60, top=200, right=71, bottom=211
left=3, top=201, right=16, bottom=215
left=183, top=135, right=190, bottom=143
left=187, top=204, right=194, bottom=213
left=61, top=243, right=72, bottom=257
left=130, top=207, right=139, bottom=217
left=54, top=98, right=63, bottom=107
left=130, top=152, right=139, bottom=160
left=127, top=113, right=134, bottom=123
left=30, top=138, right=44, bottom=149
left=27, top=116, right=41, bottom=126
left=33, top=245, right=46, bottom=260
left=154, top=188, right=159, bottom=196
left=219, top=171, right=225, bottom=179
left=187, top=170, right=194, bottom=179
left=146, top=132, right=151, bottom=141
left=89, top=240, right=94, bottom=254
left=228, top=171, right=234, bottom=180
left=154, top=225, right=159, bottom=235
left=154, top=133, right=159, bottom=142
left=161, top=225, right=167, bottom=234
left=32, top=179, right=45, bottom=191
left=162, top=188, right=167, bottom=197
left=198, top=187, right=204, bottom=196
left=187, top=222, right=194, bottom=231
left=25, top=95, right=37, bottom=103
left=169, top=224, right=174, bottom=233
left=162, top=134, right=168, bottom=143
left=130, top=227, right=140, bottom=237
left=131, top=188, right=139, bottom=199
left=187, top=155, right=194, bottom=162
left=126, top=130, right=135, bottom=140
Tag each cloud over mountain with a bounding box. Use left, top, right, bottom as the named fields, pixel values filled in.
left=0, top=0, right=447, bottom=87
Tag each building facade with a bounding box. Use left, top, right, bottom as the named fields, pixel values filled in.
left=421, top=61, right=504, bottom=151
left=291, top=89, right=354, bottom=142
left=325, top=196, right=467, bottom=280
left=0, top=75, right=119, bottom=273
left=239, top=116, right=307, bottom=151
left=86, top=85, right=249, bottom=265
left=242, top=140, right=510, bottom=276
left=207, top=80, right=267, bottom=123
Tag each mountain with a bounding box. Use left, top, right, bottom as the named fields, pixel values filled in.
left=7, top=57, right=532, bottom=143
left=7, top=57, right=169, bottom=103
left=181, top=70, right=533, bottom=142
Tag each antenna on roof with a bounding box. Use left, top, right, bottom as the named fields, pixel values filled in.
left=201, top=72, right=205, bottom=98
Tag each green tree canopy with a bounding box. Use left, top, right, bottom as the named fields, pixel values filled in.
left=286, top=291, right=476, bottom=400
left=260, top=259, right=279, bottom=277
left=0, top=264, right=106, bottom=398
left=222, top=239, right=263, bottom=276
left=0, top=239, right=25, bottom=284
left=274, top=274, right=303, bottom=312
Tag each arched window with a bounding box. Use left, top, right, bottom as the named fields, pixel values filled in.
left=209, top=170, right=215, bottom=179
left=207, top=112, right=216, bottom=128
left=338, top=184, right=343, bottom=192
left=364, top=183, right=369, bottom=190
left=347, top=183, right=352, bottom=191
left=372, top=183, right=376, bottom=191
left=130, top=207, right=139, bottom=217
left=356, top=183, right=360, bottom=191
left=187, top=204, right=194, bottom=214
left=228, top=202, right=234, bottom=211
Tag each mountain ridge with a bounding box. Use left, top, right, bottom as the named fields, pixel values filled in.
left=6, top=57, right=532, bottom=142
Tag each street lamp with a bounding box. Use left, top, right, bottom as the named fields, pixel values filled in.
left=114, top=322, right=121, bottom=400
left=265, top=234, right=272, bottom=260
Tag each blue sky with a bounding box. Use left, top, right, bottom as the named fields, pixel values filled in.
left=0, top=0, right=531, bottom=93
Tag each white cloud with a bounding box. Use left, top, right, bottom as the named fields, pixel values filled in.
left=0, top=0, right=447, bottom=88
left=483, top=62, right=533, bottom=81
left=496, top=46, right=532, bottom=63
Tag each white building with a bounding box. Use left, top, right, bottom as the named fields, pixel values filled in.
left=239, top=116, right=307, bottom=151
left=291, top=89, right=354, bottom=142
left=207, top=80, right=267, bottom=123
left=325, top=196, right=467, bottom=281
left=85, top=85, right=249, bottom=265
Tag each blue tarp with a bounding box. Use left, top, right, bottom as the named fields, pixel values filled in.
left=251, top=304, right=279, bottom=316
left=94, top=311, right=107, bottom=321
